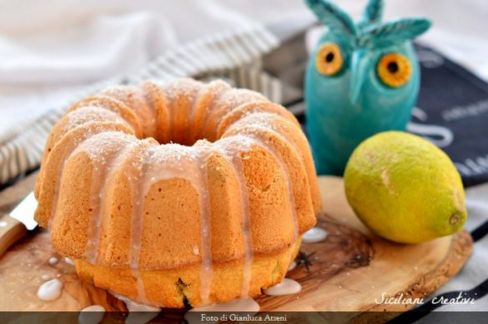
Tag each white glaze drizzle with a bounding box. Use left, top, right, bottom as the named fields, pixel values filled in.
left=227, top=112, right=315, bottom=221
left=48, top=124, right=130, bottom=230
left=224, top=113, right=305, bottom=240
left=215, top=133, right=299, bottom=298
left=248, top=134, right=299, bottom=240
left=37, top=278, right=63, bottom=301
left=263, top=278, right=302, bottom=296
left=235, top=157, right=253, bottom=299
left=85, top=139, right=139, bottom=263
left=288, top=261, right=297, bottom=272
left=303, top=227, right=328, bottom=243
left=83, top=135, right=118, bottom=262
left=48, top=138, right=85, bottom=231
left=191, top=143, right=213, bottom=305
left=141, top=142, right=214, bottom=305
left=128, top=140, right=157, bottom=304
left=215, top=136, right=254, bottom=299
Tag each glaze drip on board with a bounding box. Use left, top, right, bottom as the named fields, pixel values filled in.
left=303, top=227, right=328, bottom=243
left=288, top=261, right=297, bottom=271
left=263, top=278, right=302, bottom=296
left=37, top=278, right=63, bottom=301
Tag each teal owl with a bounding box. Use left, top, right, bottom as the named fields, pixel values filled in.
left=304, top=0, right=431, bottom=175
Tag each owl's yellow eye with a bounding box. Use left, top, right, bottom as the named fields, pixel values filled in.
left=377, top=53, right=412, bottom=88
left=315, top=43, right=343, bottom=76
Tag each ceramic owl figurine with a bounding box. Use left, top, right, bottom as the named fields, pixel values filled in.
left=305, top=0, right=431, bottom=175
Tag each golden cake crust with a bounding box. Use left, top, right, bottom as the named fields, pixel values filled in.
left=34, top=78, right=320, bottom=307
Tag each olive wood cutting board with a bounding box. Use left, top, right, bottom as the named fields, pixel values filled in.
left=0, top=174, right=473, bottom=322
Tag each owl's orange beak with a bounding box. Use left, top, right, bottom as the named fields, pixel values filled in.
left=349, top=51, right=370, bottom=110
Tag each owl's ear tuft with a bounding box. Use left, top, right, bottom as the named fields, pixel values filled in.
left=359, top=0, right=384, bottom=27
left=358, top=18, right=432, bottom=48
left=305, top=0, right=357, bottom=38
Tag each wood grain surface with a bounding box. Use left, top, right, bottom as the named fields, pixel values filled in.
left=0, top=175, right=473, bottom=322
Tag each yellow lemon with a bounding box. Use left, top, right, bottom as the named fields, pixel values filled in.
left=344, top=131, right=467, bottom=244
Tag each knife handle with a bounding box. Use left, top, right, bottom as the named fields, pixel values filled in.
left=0, top=214, right=27, bottom=257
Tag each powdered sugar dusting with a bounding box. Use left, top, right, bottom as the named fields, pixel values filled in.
left=208, top=89, right=266, bottom=138
left=73, top=131, right=136, bottom=161
left=47, top=123, right=133, bottom=230
left=164, top=79, right=201, bottom=101
left=215, top=89, right=266, bottom=114
left=65, top=106, right=127, bottom=133
left=229, top=112, right=283, bottom=131
left=102, top=85, right=157, bottom=139
left=214, top=135, right=255, bottom=158
left=216, top=102, right=289, bottom=136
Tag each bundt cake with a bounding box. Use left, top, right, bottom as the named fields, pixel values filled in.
left=34, top=78, right=321, bottom=308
